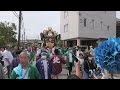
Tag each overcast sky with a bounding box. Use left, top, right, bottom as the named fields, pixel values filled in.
left=0, top=11, right=120, bottom=40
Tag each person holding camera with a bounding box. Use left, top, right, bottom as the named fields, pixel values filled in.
left=83, top=54, right=97, bottom=79
left=68, top=58, right=97, bottom=79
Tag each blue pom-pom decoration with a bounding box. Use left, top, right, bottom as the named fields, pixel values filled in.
left=94, top=37, right=120, bottom=73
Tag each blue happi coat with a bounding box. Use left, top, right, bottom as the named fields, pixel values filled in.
left=36, top=58, right=53, bottom=79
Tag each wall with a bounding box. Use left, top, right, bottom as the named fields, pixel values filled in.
left=60, top=11, right=79, bottom=40
left=79, top=11, right=116, bottom=38
left=60, top=11, right=116, bottom=40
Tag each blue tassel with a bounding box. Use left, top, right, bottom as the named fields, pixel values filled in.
left=94, top=37, right=120, bottom=73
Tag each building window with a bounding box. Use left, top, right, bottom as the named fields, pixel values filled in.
left=101, top=21, right=103, bottom=30
left=64, top=11, right=68, bottom=18
left=107, top=26, right=110, bottom=30
left=84, top=18, right=86, bottom=27
left=64, top=24, right=68, bottom=32
left=92, top=19, right=94, bottom=29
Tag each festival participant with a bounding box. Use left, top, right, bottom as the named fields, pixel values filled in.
left=67, top=61, right=82, bottom=79
left=82, top=53, right=97, bottom=79
left=27, top=47, right=35, bottom=64
left=64, top=48, right=75, bottom=76
left=35, top=54, right=41, bottom=61
left=10, top=52, right=40, bottom=79
left=47, top=47, right=53, bottom=57
left=36, top=52, right=52, bottom=79
left=50, top=49, right=66, bottom=79
left=37, top=47, right=41, bottom=56
left=57, top=47, right=63, bottom=57
left=76, top=48, right=83, bottom=58
left=89, top=46, right=94, bottom=56
left=68, top=60, right=97, bottom=79
left=78, top=53, right=84, bottom=73
left=11, top=50, right=21, bottom=71
left=2, top=46, right=13, bottom=78
left=52, top=46, right=55, bottom=55
left=41, top=47, right=50, bottom=58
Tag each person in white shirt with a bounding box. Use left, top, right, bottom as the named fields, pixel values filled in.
left=37, top=48, right=41, bottom=55
left=64, top=48, right=74, bottom=76
left=89, top=46, right=94, bottom=56
left=76, top=48, right=83, bottom=59
left=2, top=47, right=13, bottom=78
left=78, top=53, right=84, bottom=74
left=52, top=46, right=55, bottom=55
left=48, top=48, right=53, bottom=57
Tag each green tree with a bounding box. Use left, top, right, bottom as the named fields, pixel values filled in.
left=0, top=21, right=17, bottom=47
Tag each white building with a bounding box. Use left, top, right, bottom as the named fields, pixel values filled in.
left=60, top=11, right=116, bottom=48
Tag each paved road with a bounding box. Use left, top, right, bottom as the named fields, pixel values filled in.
left=59, top=65, right=76, bottom=79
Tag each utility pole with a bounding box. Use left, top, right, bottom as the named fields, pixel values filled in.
left=22, top=34, right=23, bottom=45
left=24, top=28, right=25, bottom=43
left=17, top=11, right=22, bottom=50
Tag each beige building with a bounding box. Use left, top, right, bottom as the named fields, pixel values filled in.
left=20, top=39, right=42, bottom=47
left=60, top=11, right=116, bottom=48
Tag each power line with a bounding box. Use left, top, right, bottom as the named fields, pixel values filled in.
left=12, top=11, right=23, bottom=21
left=13, top=11, right=18, bottom=16
left=20, top=14, right=26, bottom=44
left=12, top=11, right=26, bottom=48
left=12, top=11, right=19, bottom=19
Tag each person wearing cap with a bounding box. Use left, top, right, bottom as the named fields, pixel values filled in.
left=64, top=48, right=75, bottom=76
left=36, top=52, right=53, bottom=79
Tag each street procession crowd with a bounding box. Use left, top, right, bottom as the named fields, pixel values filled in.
left=0, top=45, right=107, bottom=79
